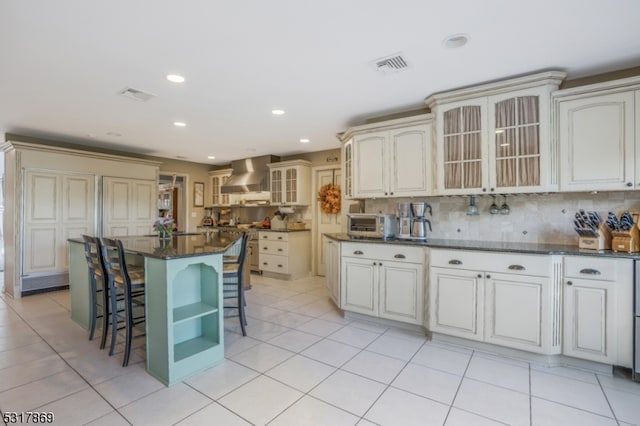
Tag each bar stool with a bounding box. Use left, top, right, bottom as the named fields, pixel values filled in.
left=223, top=233, right=249, bottom=336
left=81, top=235, right=108, bottom=347
left=100, top=237, right=146, bottom=366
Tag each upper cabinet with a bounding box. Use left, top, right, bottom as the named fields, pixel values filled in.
left=554, top=76, right=640, bottom=192
left=267, top=159, right=311, bottom=206
left=208, top=168, right=232, bottom=206
left=426, top=71, right=566, bottom=195
left=340, top=115, right=433, bottom=199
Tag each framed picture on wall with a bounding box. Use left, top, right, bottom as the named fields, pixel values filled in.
left=194, top=182, right=204, bottom=207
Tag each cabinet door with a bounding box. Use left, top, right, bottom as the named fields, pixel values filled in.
left=558, top=91, right=635, bottom=191
left=103, top=177, right=156, bottom=236
left=353, top=132, right=388, bottom=197
left=485, top=272, right=545, bottom=352
left=563, top=278, right=615, bottom=364
left=389, top=124, right=431, bottom=196
left=379, top=260, right=424, bottom=325
left=488, top=87, right=551, bottom=192
left=429, top=267, right=484, bottom=341
left=270, top=169, right=283, bottom=204
left=436, top=100, right=488, bottom=194
left=284, top=167, right=298, bottom=204
left=341, top=257, right=378, bottom=316
left=343, top=139, right=353, bottom=199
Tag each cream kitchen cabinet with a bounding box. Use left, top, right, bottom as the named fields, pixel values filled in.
left=339, top=115, right=433, bottom=199
left=341, top=242, right=425, bottom=325
left=324, top=237, right=341, bottom=306
left=267, top=160, right=311, bottom=206
left=208, top=168, right=232, bottom=206
left=554, top=77, right=640, bottom=191
left=342, top=139, right=353, bottom=199
left=258, top=231, right=310, bottom=279
left=103, top=177, right=157, bottom=237
left=562, top=256, right=633, bottom=367
left=429, top=249, right=561, bottom=354
left=426, top=71, right=565, bottom=195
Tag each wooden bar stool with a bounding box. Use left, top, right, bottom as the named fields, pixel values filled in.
left=81, top=235, right=108, bottom=348
left=99, top=237, right=146, bottom=366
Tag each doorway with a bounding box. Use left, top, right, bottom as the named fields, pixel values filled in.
left=158, top=173, right=188, bottom=232
left=313, top=166, right=342, bottom=276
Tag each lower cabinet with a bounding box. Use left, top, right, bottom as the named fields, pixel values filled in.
left=259, top=231, right=311, bottom=279
left=341, top=243, right=425, bottom=325
left=563, top=256, right=633, bottom=367
left=429, top=249, right=561, bottom=354
left=324, top=237, right=341, bottom=307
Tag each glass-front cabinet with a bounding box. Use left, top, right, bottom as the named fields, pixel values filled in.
left=267, top=160, right=311, bottom=206
left=342, top=139, right=353, bottom=199
left=208, top=169, right=232, bottom=206
left=427, top=71, right=565, bottom=195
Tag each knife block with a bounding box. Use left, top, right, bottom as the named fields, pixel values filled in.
left=610, top=211, right=640, bottom=253
left=578, top=223, right=612, bottom=250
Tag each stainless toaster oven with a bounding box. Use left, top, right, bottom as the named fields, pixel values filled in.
left=347, top=213, right=396, bottom=239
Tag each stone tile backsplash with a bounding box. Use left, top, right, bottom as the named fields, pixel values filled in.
left=363, top=192, right=640, bottom=245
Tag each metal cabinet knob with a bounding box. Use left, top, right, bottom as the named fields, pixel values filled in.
left=626, top=182, right=633, bottom=187
left=567, top=281, right=573, bottom=286
left=477, top=274, right=482, bottom=278
left=373, top=262, right=377, bottom=266
left=486, top=274, right=491, bottom=279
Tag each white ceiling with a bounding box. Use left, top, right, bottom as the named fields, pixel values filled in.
left=1, top=0, right=639, bottom=165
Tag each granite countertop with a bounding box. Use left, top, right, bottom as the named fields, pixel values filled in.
left=69, top=232, right=241, bottom=260
left=324, top=233, right=640, bottom=259
left=258, top=228, right=310, bottom=233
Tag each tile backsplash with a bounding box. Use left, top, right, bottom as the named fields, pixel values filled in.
left=364, top=192, right=640, bottom=245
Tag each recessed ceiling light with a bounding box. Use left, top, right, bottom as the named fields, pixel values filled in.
left=442, top=33, right=469, bottom=49
left=300, top=138, right=310, bottom=143
left=271, top=109, right=285, bottom=115
left=173, top=121, right=186, bottom=127
left=166, top=74, right=185, bottom=83
left=207, top=155, right=216, bottom=160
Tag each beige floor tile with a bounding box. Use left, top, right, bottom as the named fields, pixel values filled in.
left=230, top=342, right=295, bottom=372
left=310, top=370, right=386, bottom=416
left=270, top=395, right=359, bottom=426
left=301, top=338, right=361, bottom=367
left=392, top=362, right=462, bottom=405
left=342, top=350, right=407, bottom=384
left=0, top=355, right=70, bottom=392
left=175, top=401, right=251, bottom=425
left=365, top=387, right=449, bottom=426
left=93, top=363, right=165, bottom=408
left=266, top=354, right=336, bottom=392
left=267, top=329, right=323, bottom=353
left=453, top=378, right=530, bottom=426
left=531, top=396, right=618, bottom=426
left=185, top=359, right=259, bottom=400
left=37, top=388, right=113, bottom=426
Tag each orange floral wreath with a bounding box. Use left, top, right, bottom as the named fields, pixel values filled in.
left=317, top=183, right=341, bottom=214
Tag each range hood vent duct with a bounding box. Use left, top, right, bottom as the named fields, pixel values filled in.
left=220, top=155, right=280, bottom=193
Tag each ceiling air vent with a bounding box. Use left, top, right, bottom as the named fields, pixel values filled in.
left=370, top=53, right=409, bottom=75
left=118, top=87, right=156, bottom=102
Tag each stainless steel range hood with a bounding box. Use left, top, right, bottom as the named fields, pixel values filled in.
left=221, top=155, right=280, bottom=193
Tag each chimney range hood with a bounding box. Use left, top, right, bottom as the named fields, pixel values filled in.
left=220, top=155, right=280, bottom=193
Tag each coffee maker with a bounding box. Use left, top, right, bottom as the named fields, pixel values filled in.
left=410, top=202, right=432, bottom=241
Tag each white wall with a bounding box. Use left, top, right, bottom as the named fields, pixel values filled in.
left=365, top=191, right=640, bottom=245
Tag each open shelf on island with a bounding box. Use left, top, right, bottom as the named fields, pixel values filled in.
left=174, top=336, right=219, bottom=362
left=173, top=302, right=218, bottom=324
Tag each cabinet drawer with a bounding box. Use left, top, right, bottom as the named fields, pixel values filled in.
left=564, top=256, right=629, bottom=281
left=260, top=253, right=289, bottom=273
left=259, top=241, right=288, bottom=256
left=430, top=249, right=550, bottom=276
left=342, top=242, right=424, bottom=263
left=259, top=231, right=289, bottom=242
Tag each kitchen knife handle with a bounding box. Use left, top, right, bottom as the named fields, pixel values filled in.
left=508, top=264, right=525, bottom=271
left=354, top=250, right=364, bottom=255
left=579, top=268, right=601, bottom=275
left=394, top=254, right=406, bottom=259
left=448, top=259, right=462, bottom=265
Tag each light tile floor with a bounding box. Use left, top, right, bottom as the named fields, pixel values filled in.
left=0, top=274, right=639, bottom=425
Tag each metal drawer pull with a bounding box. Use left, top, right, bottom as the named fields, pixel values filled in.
left=278, top=236, right=283, bottom=240
left=263, top=262, right=268, bottom=265
left=448, top=259, right=462, bottom=265
left=278, top=248, right=283, bottom=252
left=579, top=268, right=601, bottom=275
left=394, top=254, right=406, bottom=259
left=354, top=250, right=364, bottom=255
left=508, top=264, right=525, bottom=271
left=278, top=264, right=283, bottom=268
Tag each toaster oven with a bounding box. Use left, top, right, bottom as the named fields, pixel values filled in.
left=347, top=213, right=396, bottom=239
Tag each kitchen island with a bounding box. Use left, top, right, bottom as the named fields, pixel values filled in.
left=68, top=232, right=241, bottom=386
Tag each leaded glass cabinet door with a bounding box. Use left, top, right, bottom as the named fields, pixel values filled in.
left=438, top=100, right=488, bottom=194
left=488, top=87, right=552, bottom=192
left=284, top=167, right=298, bottom=204
left=342, top=139, right=353, bottom=199
left=270, top=169, right=283, bottom=204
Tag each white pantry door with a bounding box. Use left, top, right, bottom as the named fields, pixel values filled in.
left=315, top=167, right=341, bottom=276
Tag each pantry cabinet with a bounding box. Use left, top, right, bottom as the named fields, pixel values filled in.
left=340, top=115, right=433, bottom=199
left=341, top=242, right=425, bottom=325
left=103, top=177, right=157, bottom=237
left=208, top=169, right=232, bottom=206
left=426, top=71, right=565, bottom=195
left=562, top=256, right=633, bottom=367
left=429, top=248, right=562, bottom=354
left=554, top=77, right=640, bottom=191
left=267, top=160, right=311, bottom=206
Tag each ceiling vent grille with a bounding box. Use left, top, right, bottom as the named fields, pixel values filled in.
left=118, top=87, right=156, bottom=102
left=371, top=53, right=409, bottom=75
